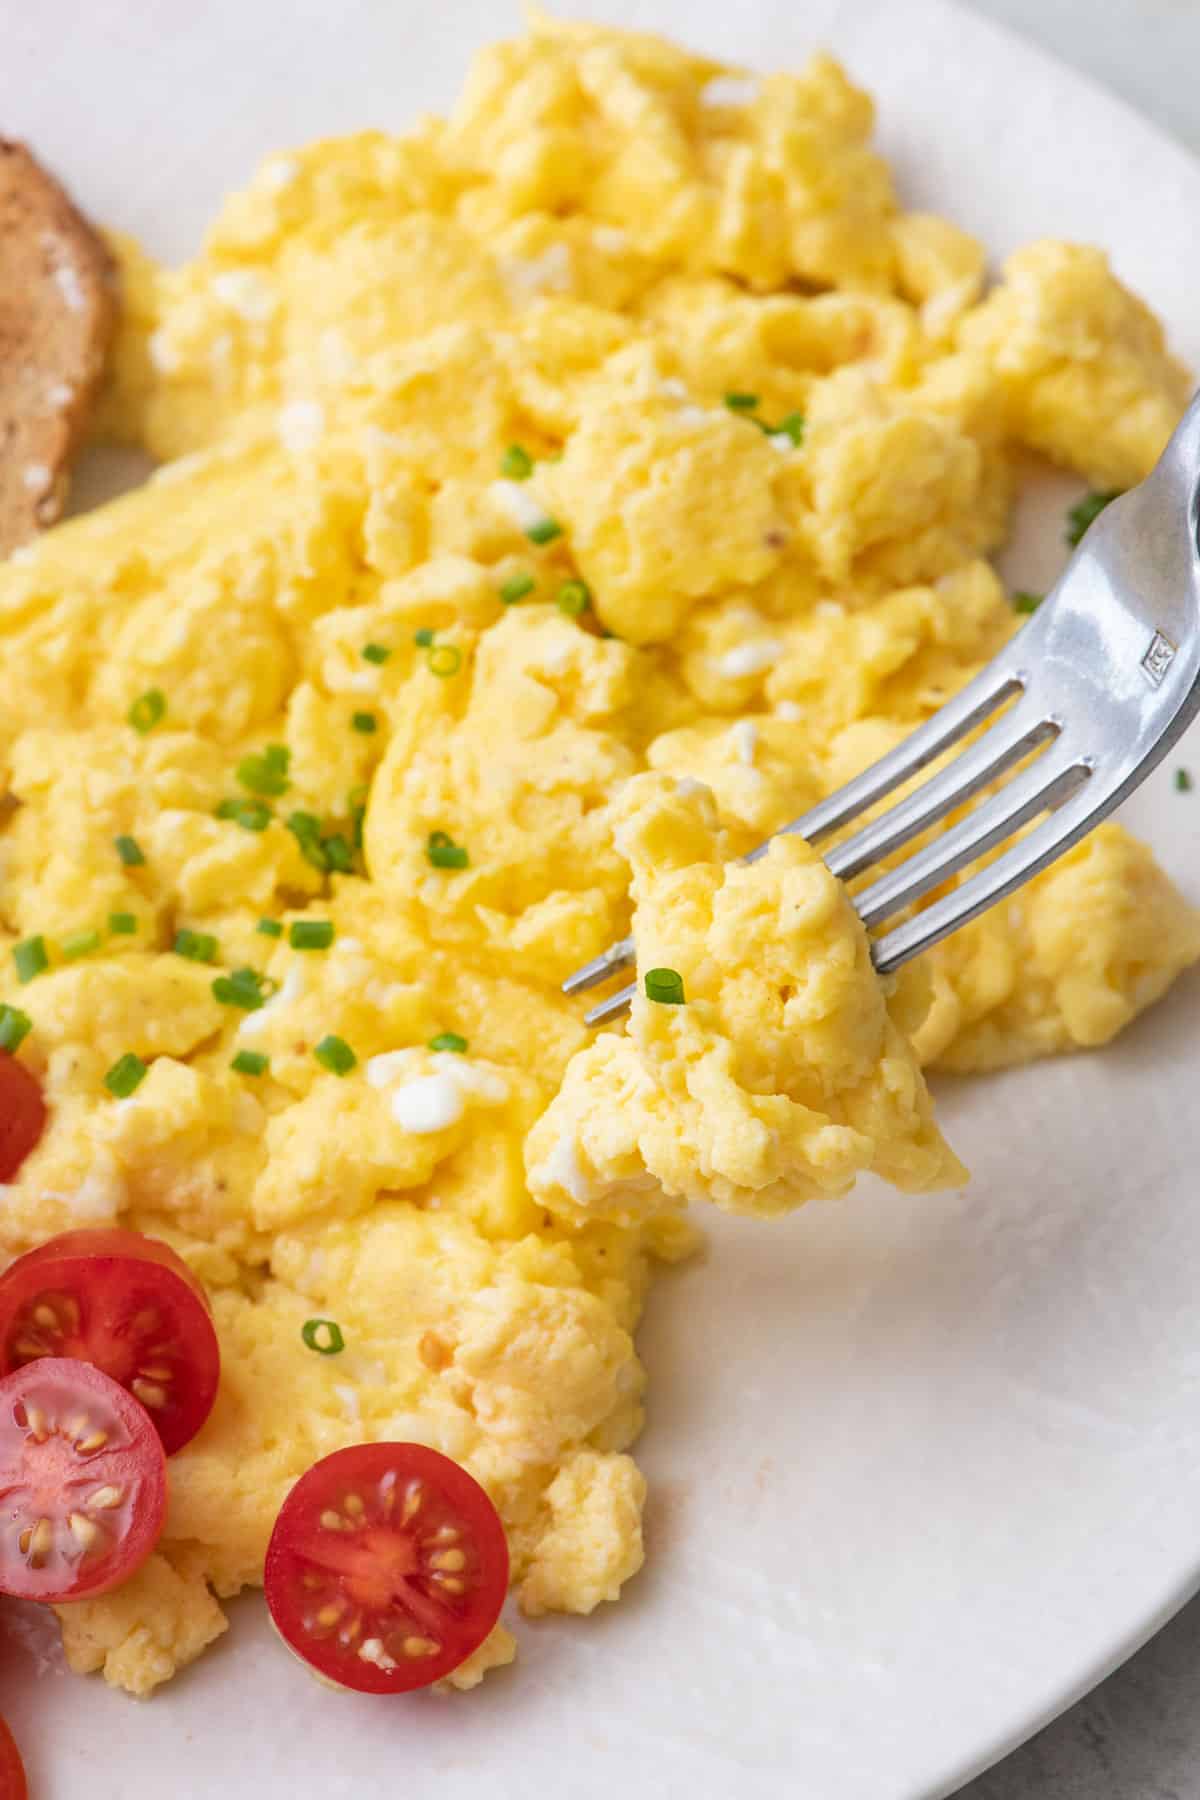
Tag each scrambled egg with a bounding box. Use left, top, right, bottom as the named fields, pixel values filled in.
left=1, top=13, right=1197, bottom=1697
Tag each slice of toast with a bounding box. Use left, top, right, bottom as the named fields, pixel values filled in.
left=0, top=140, right=118, bottom=559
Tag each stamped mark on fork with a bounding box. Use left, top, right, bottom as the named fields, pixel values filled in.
left=1141, top=630, right=1177, bottom=687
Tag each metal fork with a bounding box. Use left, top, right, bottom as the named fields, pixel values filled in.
left=565, top=390, right=1200, bottom=1027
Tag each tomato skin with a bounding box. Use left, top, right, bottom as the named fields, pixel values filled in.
left=265, top=1442, right=509, bottom=1695
left=0, top=1057, right=46, bottom=1185
left=0, top=1359, right=166, bottom=1603
left=0, top=1717, right=26, bottom=1800
left=0, top=1229, right=220, bottom=1454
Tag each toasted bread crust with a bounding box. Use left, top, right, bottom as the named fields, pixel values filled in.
left=0, top=139, right=118, bottom=557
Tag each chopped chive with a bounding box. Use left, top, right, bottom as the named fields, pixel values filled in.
left=1176, top=768, right=1193, bottom=793
left=413, top=627, right=435, bottom=647
left=557, top=579, right=590, bottom=616
left=301, top=1317, right=345, bottom=1354
left=350, top=806, right=366, bottom=851
left=212, top=967, right=275, bottom=1012
left=232, top=1050, right=270, bottom=1077
left=322, top=833, right=354, bottom=873
left=500, top=444, right=535, bottom=480
left=644, top=966, right=685, bottom=1005
left=236, top=744, right=291, bottom=797
left=12, top=938, right=47, bottom=985
left=257, top=917, right=284, bottom=938
left=1012, top=591, right=1042, bottom=615
left=290, top=920, right=334, bottom=951
left=362, top=643, right=391, bottom=665
left=174, top=928, right=218, bottom=964
left=526, top=517, right=563, bottom=546
left=1066, top=489, right=1120, bottom=548
left=426, top=830, right=469, bottom=871
left=427, top=644, right=462, bottom=678
left=500, top=573, right=535, bottom=605
left=314, top=1035, right=356, bottom=1076
left=429, top=1031, right=468, bottom=1054
left=128, top=688, right=166, bottom=734
left=62, top=929, right=102, bottom=961
left=724, top=391, right=760, bottom=411
left=773, top=411, right=805, bottom=446
left=0, top=1005, right=32, bottom=1053
left=108, top=912, right=137, bottom=936
left=216, top=797, right=273, bottom=832
left=105, top=1053, right=147, bottom=1098
left=351, top=711, right=378, bottom=734
left=114, top=834, right=145, bottom=867
left=286, top=811, right=330, bottom=872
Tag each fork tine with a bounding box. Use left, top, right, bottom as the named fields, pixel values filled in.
left=824, top=706, right=1059, bottom=885
left=753, top=665, right=1024, bottom=857
left=561, top=934, right=635, bottom=996
left=584, top=980, right=637, bottom=1027
left=871, top=772, right=1098, bottom=975
left=563, top=664, right=1025, bottom=1001
left=854, top=752, right=1088, bottom=930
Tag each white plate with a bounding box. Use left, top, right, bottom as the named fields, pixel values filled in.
left=4, top=2, right=1200, bottom=1795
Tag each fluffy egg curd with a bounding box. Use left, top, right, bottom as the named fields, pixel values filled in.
left=2, top=11, right=1200, bottom=1699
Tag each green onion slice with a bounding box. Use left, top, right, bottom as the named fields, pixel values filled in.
left=286, top=812, right=330, bottom=872
left=232, top=1050, right=270, bottom=1076
left=236, top=744, right=291, bottom=797
left=108, top=913, right=137, bottom=936
left=500, top=444, right=534, bottom=480
left=290, top=920, right=334, bottom=951
left=526, top=517, right=563, bottom=546
left=644, top=966, right=686, bottom=1005
left=1065, top=489, right=1121, bottom=548
left=114, top=835, right=146, bottom=867
left=174, top=928, right=218, bottom=964
left=362, top=643, right=391, bottom=665
left=212, top=967, right=276, bottom=1012
left=499, top=573, right=535, bottom=605
left=425, top=831, right=469, bottom=870
left=0, top=1005, right=33, bottom=1053
left=428, top=1031, right=468, bottom=1054
left=413, top=627, right=435, bottom=647
left=257, top=918, right=284, bottom=938
left=314, top=1035, right=356, bottom=1076
left=217, top=797, right=273, bottom=832
left=557, top=579, right=590, bottom=616
left=128, top=689, right=166, bottom=734
left=12, top=938, right=47, bottom=985
left=1176, top=768, right=1193, bottom=793
left=1012, top=591, right=1043, bottom=615
left=322, top=833, right=354, bottom=873
left=351, top=711, right=377, bottom=734
left=724, top=391, right=760, bottom=411
left=62, top=929, right=102, bottom=961
left=105, top=1053, right=148, bottom=1098
left=301, top=1318, right=345, bottom=1355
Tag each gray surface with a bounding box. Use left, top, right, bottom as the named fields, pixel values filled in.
left=953, top=10, right=1200, bottom=1797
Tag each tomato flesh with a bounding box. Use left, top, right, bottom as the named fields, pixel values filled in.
left=0, top=1717, right=25, bottom=1800
left=0, top=1359, right=166, bottom=1602
left=0, top=1056, right=45, bottom=1185
left=265, top=1443, right=509, bottom=1694
left=0, top=1229, right=220, bottom=1453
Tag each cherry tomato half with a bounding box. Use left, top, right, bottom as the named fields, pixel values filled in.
left=265, top=1443, right=509, bottom=1694
left=0, top=1717, right=26, bottom=1800
left=0, top=1359, right=166, bottom=1602
left=0, top=1229, right=220, bottom=1454
left=0, top=1057, right=45, bottom=1185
